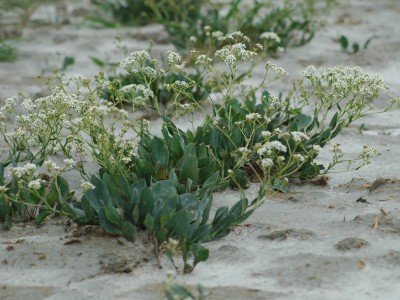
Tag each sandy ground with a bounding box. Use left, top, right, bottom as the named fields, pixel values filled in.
left=1, top=0, right=400, bottom=299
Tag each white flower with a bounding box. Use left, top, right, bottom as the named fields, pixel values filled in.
left=9, top=163, right=37, bottom=178
left=22, top=98, right=35, bottom=111
left=312, top=145, right=321, bottom=153
left=260, top=32, right=281, bottom=43
left=293, top=154, right=305, bottom=162
left=238, top=147, right=250, bottom=156
left=122, top=157, right=131, bottom=163
left=245, top=113, right=261, bottom=121
left=291, top=131, right=309, bottom=142
left=64, top=158, right=75, bottom=167
left=360, top=146, right=379, bottom=158
left=261, top=131, right=272, bottom=138
left=265, top=62, right=288, bottom=78
left=143, top=67, right=158, bottom=79
left=167, top=51, right=182, bottom=64
left=195, top=54, right=213, bottom=65
left=211, top=31, right=224, bottom=39
left=257, top=141, right=287, bottom=156
left=81, top=180, right=95, bottom=192
left=28, top=179, right=44, bottom=190
left=119, top=50, right=151, bottom=71
left=261, top=158, right=274, bottom=168
left=225, top=54, right=236, bottom=68
left=0, top=186, right=9, bottom=193
left=44, top=159, right=59, bottom=172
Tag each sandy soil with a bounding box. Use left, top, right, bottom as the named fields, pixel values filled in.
left=1, top=0, right=400, bottom=299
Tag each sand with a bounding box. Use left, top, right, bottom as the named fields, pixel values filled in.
left=1, top=0, right=400, bottom=299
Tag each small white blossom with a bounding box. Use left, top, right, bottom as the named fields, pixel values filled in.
left=312, top=145, right=321, bottom=153
left=261, top=158, right=274, bottom=168
left=238, top=147, right=250, bottom=156
left=260, top=32, right=281, bottom=43
left=28, top=179, right=44, bottom=190
left=64, top=158, right=75, bottom=167
left=257, top=141, right=287, bottom=156
left=265, top=62, right=288, bottom=78
left=122, top=157, right=131, bottom=163
left=195, top=54, right=213, bottom=65
left=245, top=113, right=261, bottom=121
left=277, top=156, right=285, bottom=163
left=44, top=159, right=59, bottom=172
left=293, top=154, right=305, bottom=162
left=0, top=186, right=8, bottom=193
left=261, top=131, right=272, bottom=138
left=291, top=131, right=309, bottom=142
left=81, top=180, right=95, bottom=192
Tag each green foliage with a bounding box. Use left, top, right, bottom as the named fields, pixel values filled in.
left=64, top=172, right=259, bottom=272
left=0, top=41, right=18, bottom=62
left=61, top=56, right=75, bottom=71
left=1, top=32, right=396, bottom=272
left=90, top=0, right=335, bottom=52
left=0, top=161, right=74, bottom=229
left=164, top=282, right=205, bottom=300
left=130, top=120, right=222, bottom=191
left=339, top=35, right=375, bottom=54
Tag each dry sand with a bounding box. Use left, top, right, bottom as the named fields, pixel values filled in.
left=1, top=0, right=400, bottom=299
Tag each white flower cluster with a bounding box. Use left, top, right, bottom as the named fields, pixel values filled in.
left=238, top=147, right=251, bottom=156
left=265, top=62, right=288, bottom=78
left=119, top=84, right=154, bottom=104
left=257, top=141, right=287, bottom=156
left=291, top=131, right=309, bottom=142
left=245, top=112, right=261, bottom=121
left=195, top=54, right=213, bottom=66
left=260, top=32, right=281, bottom=43
left=360, top=145, right=379, bottom=158
left=261, top=131, right=272, bottom=138
left=9, top=163, right=37, bottom=178
left=261, top=158, right=273, bottom=168
left=167, top=51, right=186, bottom=70
left=293, top=154, right=305, bottom=162
left=215, top=42, right=257, bottom=68
left=81, top=180, right=95, bottom=192
left=301, top=66, right=389, bottom=99
left=119, top=50, right=151, bottom=71
left=28, top=179, right=44, bottom=190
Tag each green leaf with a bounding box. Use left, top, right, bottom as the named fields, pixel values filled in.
left=90, top=56, right=106, bottom=67
left=151, top=137, right=169, bottom=169
left=363, top=36, right=374, bottom=49
left=35, top=210, right=50, bottom=226
left=272, top=178, right=289, bottom=193
left=352, top=42, right=360, bottom=54
left=339, top=35, right=349, bottom=51
left=144, top=214, right=154, bottom=232
left=104, top=205, right=122, bottom=226
left=191, top=225, right=212, bottom=243
left=99, top=206, right=122, bottom=235
left=167, top=210, right=189, bottom=237
left=291, top=114, right=312, bottom=131
left=136, top=159, right=157, bottom=183
left=193, top=244, right=209, bottom=263
left=329, top=112, right=339, bottom=129
left=122, top=221, right=137, bottom=242
left=178, top=154, right=198, bottom=183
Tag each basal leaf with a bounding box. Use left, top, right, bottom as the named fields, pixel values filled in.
left=122, top=221, right=137, bottom=242
left=104, top=204, right=122, bottom=226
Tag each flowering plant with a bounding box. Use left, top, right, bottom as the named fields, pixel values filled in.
left=0, top=31, right=398, bottom=272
